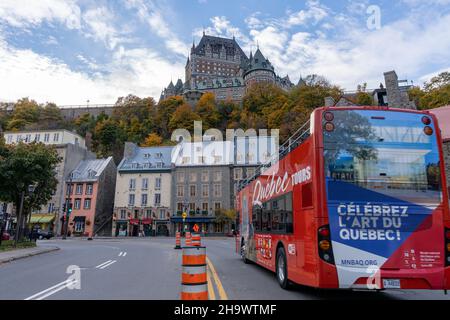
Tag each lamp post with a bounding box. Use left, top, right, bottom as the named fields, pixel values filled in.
left=62, top=175, right=73, bottom=240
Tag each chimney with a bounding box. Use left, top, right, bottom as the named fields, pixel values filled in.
left=124, top=142, right=137, bottom=159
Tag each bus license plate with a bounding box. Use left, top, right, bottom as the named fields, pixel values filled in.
left=383, top=279, right=401, bottom=289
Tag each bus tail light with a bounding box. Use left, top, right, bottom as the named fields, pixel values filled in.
left=421, top=116, right=431, bottom=125
left=324, top=122, right=335, bottom=132
left=446, top=228, right=450, bottom=267
left=318, top=225, right=335, bottom=265
left=423, top=126, right=433, bottom=135
left=324, top=112, right=334, bottom=121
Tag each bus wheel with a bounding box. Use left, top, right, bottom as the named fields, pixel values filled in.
left=276, top=247, right=290, bottom=289
left=241, top=242, right=250, bottom=264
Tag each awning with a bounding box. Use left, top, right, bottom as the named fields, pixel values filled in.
left=170, top=217, right=215, bottom=223
left=29, top=214, right=55, bottom=224
left=129, top=219, right=139, bottom=225
left=141, top=218, right=152, bottom=225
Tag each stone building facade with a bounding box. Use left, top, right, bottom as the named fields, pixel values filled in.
left=113, top=143, right=173, bottom=237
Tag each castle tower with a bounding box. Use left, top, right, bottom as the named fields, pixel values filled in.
left=243, top=48, right=275, bottom=90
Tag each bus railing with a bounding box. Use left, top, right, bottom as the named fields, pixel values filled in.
left=238, top=120, right=311, bottom=191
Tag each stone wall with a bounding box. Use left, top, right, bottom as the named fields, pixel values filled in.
left=60, top=106, right=115, bottom=121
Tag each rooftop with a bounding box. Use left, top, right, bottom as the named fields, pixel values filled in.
left=119, top=145, right=174, bottom=171
left=69, top=157, right=114, bottom=182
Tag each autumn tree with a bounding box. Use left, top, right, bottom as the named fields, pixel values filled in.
left=168, top=104, right=201, bottom=133
left=156, top=96, right=185, bottom=138
left=409, top=72, right=450, bottom=110
left=195, top=92, right=220, bottom=129
left=7, top=98, right=40, bottom=131
left=141, top=133, right=163, bottom=147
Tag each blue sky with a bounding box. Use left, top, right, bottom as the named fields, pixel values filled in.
left=0, top=0, right=449, bottom=105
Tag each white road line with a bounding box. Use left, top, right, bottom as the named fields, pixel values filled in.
left=25, top=279, right=72, bottom=300
left=122, top=252, right=127, bottom=257
left=99, top=260, right=116, bottom=269
left=95, top=260, right=112, bottom=269
left=35, top=280, right=78, bottom=300
left=118, top=252, right=123, bottom=256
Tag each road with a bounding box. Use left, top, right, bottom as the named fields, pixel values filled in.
left=0, top=237, right=449, bottom=300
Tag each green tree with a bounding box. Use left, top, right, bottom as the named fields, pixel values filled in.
left=38, top=103, right=63, bottom=129
left=93, top=118, right=124, bottom=162
left=0, top=142, right=61, bottom=240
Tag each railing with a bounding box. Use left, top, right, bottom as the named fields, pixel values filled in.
left=237, top=120, right=311, bottom=192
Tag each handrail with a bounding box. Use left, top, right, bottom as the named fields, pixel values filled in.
left=237, top=120, right=311, bottom=192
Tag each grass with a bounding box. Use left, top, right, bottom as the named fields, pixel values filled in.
left=0, top=239, right=37, bottom=252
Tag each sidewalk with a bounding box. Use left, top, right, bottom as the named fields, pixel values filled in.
left=0, top=245, right=59, bottom=265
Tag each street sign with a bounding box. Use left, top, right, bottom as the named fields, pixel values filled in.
left=193, top=224, right=199, bottom=232
left=182, top=212, right=187, bottom=219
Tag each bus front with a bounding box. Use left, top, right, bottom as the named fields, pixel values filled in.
left=320, top=107, right=450, bottom=290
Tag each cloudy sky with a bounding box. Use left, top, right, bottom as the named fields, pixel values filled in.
left=0, top=0, right=449, bottom=105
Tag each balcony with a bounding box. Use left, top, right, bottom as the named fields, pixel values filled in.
left=201, top=210, right=208, bottom=216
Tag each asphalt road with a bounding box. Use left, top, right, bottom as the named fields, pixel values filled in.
left=0, top=237, right=449, bottom=300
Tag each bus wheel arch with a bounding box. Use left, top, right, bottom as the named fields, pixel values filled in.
left=276, top=242, right=291, bottom=289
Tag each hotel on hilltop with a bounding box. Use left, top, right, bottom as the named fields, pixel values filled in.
left=160, top=33, right=303, bottom=104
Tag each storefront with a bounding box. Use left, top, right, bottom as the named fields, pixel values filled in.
left=170, top=216, right=216, bottom=236
left=115, top=220, right=128, bottom=236
left=27, top=214, right=55, bottom=232
left=142, top=218, right=152, bottom=236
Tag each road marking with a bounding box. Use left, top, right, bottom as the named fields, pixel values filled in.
left=206, top=256, right=228, bottom=300
left=118, top=251, right=127, bottom=257
left=118, top=252, right=123, bottom=256
left=95, top=260, right=112, bottom=268
left=122, top=252, right=127, bottom=256
left=207, top=268, right=216, bottom=300
left=25, top=279, right=77, bottom=300
left=99, top=260, right=116, bottom=269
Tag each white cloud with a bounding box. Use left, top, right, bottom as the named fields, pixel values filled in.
left=82, top=7, right=121, bottom=50
left=285, top=0, right=329, bottom=27
left=0, top=0, right=81, bottom=29
left=0, top=39, right=184, bottom=105
left=238, top=1, right=450, bottom=89
left=124, top=0, right=188, bottom=56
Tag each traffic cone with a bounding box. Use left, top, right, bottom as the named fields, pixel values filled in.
left=174, top=231, right=181, bottom=249
left=192, top=233, right=201, bottom=247
left=185, top=232, right=192, bottom=246
left=181, top=246, right=208, bottom=300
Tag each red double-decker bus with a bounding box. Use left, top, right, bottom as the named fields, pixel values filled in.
left=236, top=106, right=450, bottom=290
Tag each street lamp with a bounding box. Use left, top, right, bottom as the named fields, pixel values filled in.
left=14, top=184, right=35, bottom=247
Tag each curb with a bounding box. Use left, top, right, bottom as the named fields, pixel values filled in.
left=0, top=246, right=60, bottom=265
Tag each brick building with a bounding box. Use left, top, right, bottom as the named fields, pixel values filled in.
left=160, top=33, right=295, bottom=104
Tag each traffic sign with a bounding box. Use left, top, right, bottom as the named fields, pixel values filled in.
left=182, top=212, right=187, bottom=219
left=193, top=224, right=199, bottom=232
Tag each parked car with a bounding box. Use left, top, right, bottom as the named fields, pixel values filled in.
left=2, top=232, right=10, bottom=240
left=36, top=229, right=54, bottom=240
